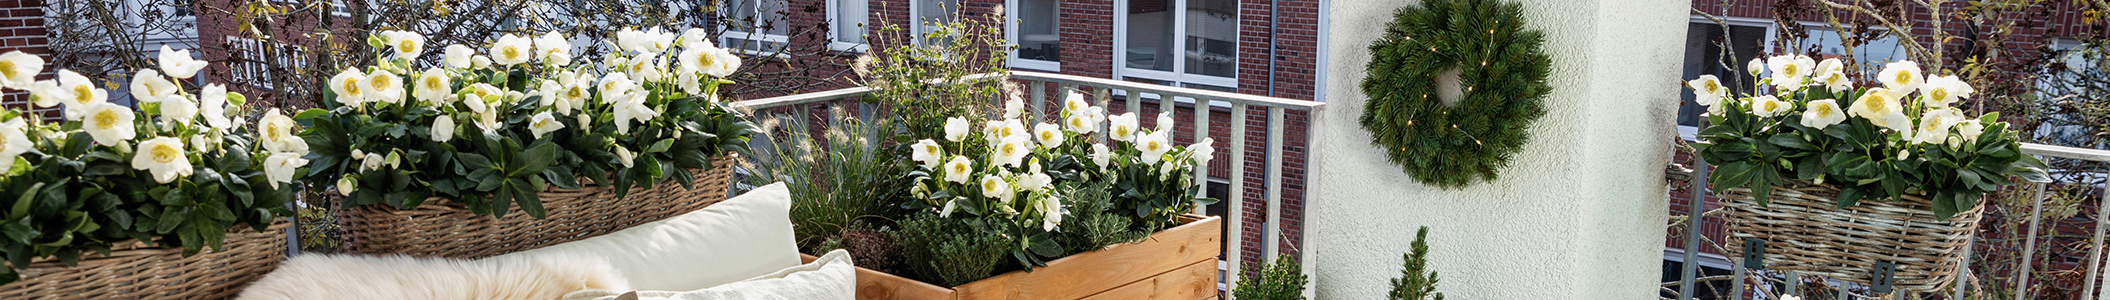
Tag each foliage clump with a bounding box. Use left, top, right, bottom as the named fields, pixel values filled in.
left=1388, top=226, right=1443, bottom=300
left=1233, top=255, right=1311, bottom=300
left=736, top=106, right=910, bottom=250
left=895, top=214, right=1009, bottom=287
left=1056, top=179, right=1150, bottom=254
left=818, top=224, right=904, bottom=275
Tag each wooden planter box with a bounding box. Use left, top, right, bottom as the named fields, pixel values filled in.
left=804, top=215, right=1222, bottom=300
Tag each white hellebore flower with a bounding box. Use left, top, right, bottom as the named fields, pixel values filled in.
left=156, top=44, right=208, bottom=79
left=1064, top=91, right=1091, bottom=113
left=415, top=68, right=452, bottom=105
left=1137, top=130, right=1171, bottom=165
left=681, top=44, right=739, bottom=77
left=1878, top=60, right=1924, bottom=94
left=27, top=80, right=63, bottom=108
left=0, top=121, right=30, bottom=170
left=1749, top=95, right=1790, bottom=118
left=491, top=34, right=535, bottom=66
left=133, top=137, right=193, bottom=183
left=1034, top=122, right=1065, bottom=149
left=56, top=70, right=108, bottom=120
left=329, top=68, right=369, bottom=107
left=706, top=46, right=741, bottom=78
left=538, top=80, right=563, bottom=108
left=1766, top=54, right=1815, bottom=90
left=534, top=31, right=571, bottom=66
left=1039, top=196, right=1063, bottom=231
left=259, top=108, right=304, bottom=154
left=263, top=152, right=309, bottom=188
left=430, top=116, right=456, bottom=143
left=1815, top=58, right=1844, bottom=75
left=199, top=84, right=232, bottom=129
left=993, top=138, right=1029, bottom=168
left=529, top=111, right=565, bottom=138
left=385, top=31, right=426, bottom=60
left=1817, top=70, right=1852, bottom=93
left=83, top=103, right=136, bottom=146
left=366, top=69, right=405, bottom=105
left=1913, top=109, right=1962, bottom=145
left=1687, top=75, right=1726, bottom=108
left=940, top=198, right=959, bottom=217
left=360, top=152, right=385, bottom=171
left=471, top=55, right=492, bottom=69
left=943, top=156, right=973, bottom=183
left=1156, top=112, right=1174, bottom=133
left=1746, top=58, right=1765, bottom=77
left=337, top=177, right=358, bottom=196
left=1920, top=75, right=1975, bottom=108
left=1109, top=113, right=1139, bottom=142
left=615, top=147, right=638, bottom=168
left=911, top=139, right=943, bottom=169
left=1089, top=143, right=1112, bottom=171
left=160, top=94, right=198, bottom=127
left=1956, top=119, right=1986, bottom=142
left=1847, top=88, right=1902, bottom=121
left=1065, top=114, right=1096, bottom=134
left=444, top=44, right=475, bottom=69
left=980, top=174, right=1013, bottom=202
left=0, top=51, right=44, bottom=89
left=1004, top=95, right=1024, bottom=119
left=1801, top=99, right=1847, bottom=129
left=944, top=117, right=971, bottom=142
left=1880, top=111, right=1914, bottom=135
left=1190, top=137, right=1216, bottom=165
left=613, top=95, right=659, bottom=134
left=600, top=72, right=636, bottom=104
left=130, top=69, right=177, bottom=103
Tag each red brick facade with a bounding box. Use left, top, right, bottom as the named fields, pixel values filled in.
left=0, top=0, right=47, bottom=113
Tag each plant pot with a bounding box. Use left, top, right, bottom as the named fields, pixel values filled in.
left=1722, top=182, right=1982, bottom=292
left=803, top=214, right=1222, bottom=300
left=338, top=156, right=734, bottom=258
left=0, top=220, right=290, bottom=300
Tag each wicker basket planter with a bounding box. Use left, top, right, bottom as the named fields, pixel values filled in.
left=0, top=220, right=290, bottom=300
left=804, top=214, right=1222, bottom=300
left=1721, top=182, right=1983, bottom=292
left=339, top=156, right=734, bottom=258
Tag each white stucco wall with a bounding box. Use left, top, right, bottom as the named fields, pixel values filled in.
left=1311, top=0, right=1685, bottom=298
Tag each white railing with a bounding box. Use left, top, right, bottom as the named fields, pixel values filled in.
left=1670, top=142, right=2110, bottom=299
left=732, top=70, right=1323, bottom=298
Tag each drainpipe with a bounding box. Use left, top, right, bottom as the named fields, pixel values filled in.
left=1266, top=0, right=1279, bottom=98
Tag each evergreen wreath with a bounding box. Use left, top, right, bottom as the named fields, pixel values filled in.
left=1359, top=0, right=1551, bottom=189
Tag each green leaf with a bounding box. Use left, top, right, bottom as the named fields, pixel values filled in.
left=646, top=139, right=674, bottom=153
left=512, top=179, right=545, bottom=219
left=1768, top=134, right=1818, bottom=151
left=1836, top=187, right=1864, bottom=209
left=9, top=183, right=40, bottom=219
left=509, top=143, right=557, bottom=177
left=458, top=153, right=494, bottom=170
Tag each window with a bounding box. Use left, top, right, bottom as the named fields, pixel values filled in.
left=721, top=0, right=789, bottom=54
left=226, top=37, right=311, bottom=95
left=1677, top=20, right=1770, bottom=138
left=1116, top=0, right=1237, bottom=91
left=1007, top=0, right=1059, bottom=71
left=912, top=0, right=960, bottom=46
left=830, top=0, right=868, bottom=51
left=1799, top=27, right=1906, bottom=75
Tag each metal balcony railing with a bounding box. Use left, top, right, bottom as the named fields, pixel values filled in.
left=732, top=70, right=1323, bottom=298
left=1670, top=142, right=2110, bottom=300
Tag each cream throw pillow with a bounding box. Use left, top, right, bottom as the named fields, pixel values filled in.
left=237, top=253, right=630, bottom=300
left=560, top=249, right=857, bottom=300
left=499, top=182, right=801, bottom=291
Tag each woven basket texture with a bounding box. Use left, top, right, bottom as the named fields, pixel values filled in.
left=340, top=156, right=733, bottom=259
left=0, top=220, right=290, bottom=300
left=1722, top=182, right=1982, bottom=293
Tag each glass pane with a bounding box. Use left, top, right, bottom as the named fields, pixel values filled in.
left=1125, top=0, right=1173, bottom=71
left=727, top=0, right=760, bottom=32
left=1184, top=0, right=1235, bottom=77
left=1801, top=28, right=1903, bottom=70
left=1678, top=23, right=1765, bottom=127
left=836, top=0, right=867, bottom=44
left=761, top=0, right=789, bottom=35
left=1017, top=0, right=1059, bottom=62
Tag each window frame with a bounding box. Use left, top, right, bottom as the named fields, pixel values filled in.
left=1678, top=16, right=1778, bottom=141
left=1112, top=0, right=1240, bottom=89
left=826, top=0, right=869, bottom=52
left=1005, top=0, right=1060, bottom=72
left=909, top=0, right=962, bottom=47
left=718, top=0, right=793, bottom=56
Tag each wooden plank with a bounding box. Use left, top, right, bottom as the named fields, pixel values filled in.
left=1078, top=259, right=1217, bottom=300
left=951, top=216, right=1223, bottom=300
left=802, top=253, right=956, bottom=300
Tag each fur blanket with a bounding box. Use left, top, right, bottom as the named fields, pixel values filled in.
left=238, top=254, right=629, bottom=300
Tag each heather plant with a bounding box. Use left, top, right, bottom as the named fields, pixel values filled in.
left=895, top=213, right=1008, bottom=287
left=1056, top=178, right=1148, bottom=254
left=1233, top=255, right=1310, bottom=300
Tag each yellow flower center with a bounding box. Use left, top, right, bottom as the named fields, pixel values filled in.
left=151, top=144, right=181, bottom=164
left=341, top=78, right=361, bottom=95
left=0, top=60, right=14, bottom=78
left=1931, top=88, right=1948, bottom=100
left=502, top=45, right=522, bottom=59
left=695, top=52, right=714, bottom=67
left=1895, top=71, right=1912, bottom=84
left=1702, top=80, right=1720, bottom=93
left=423, top=76, right=441, bottom=90
left=950, top=162, right=967, bottom=173
left=1782, top=65, right=1798, bottom=76
left=1815, top=104, right=1835, bottom=116
left=567, top=86, right=585, bottom=99
left=1146, top=140, right=1162, bottom=151
left=1866, top=98, right=1887, bottom=112
left=93, top=110, right=118, bottom=129
left=1761, top=101, right=1778, bottom=112
left=1041, top=131, right=1056, bottom=141
left=398, top=40, right=418, bottom=53
left=371, top=76, right=392, bottom=91
left=1001, top=143, right=1018, bottom=156
left=73, top=85, right=92, bottom=104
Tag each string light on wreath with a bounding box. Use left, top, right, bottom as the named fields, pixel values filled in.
left=1357, top=0, right=1552, bottom=189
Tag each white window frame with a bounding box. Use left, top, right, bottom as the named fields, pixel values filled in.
left=718, top=0, right=792, bottom=56
left=1112, top=0, right=1239, bottom=94
left=1005, top=0, right=1059, bottom=72
left=826, top=0, right=869, bottom=52
left=909, top=0, right=960, bottom=47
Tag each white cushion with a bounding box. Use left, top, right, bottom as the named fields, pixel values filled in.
left=561, top=249, right=857, bottom=300
left=238, top=253, right=630, bottom=300
left=501, top=182, right=800, bottom=291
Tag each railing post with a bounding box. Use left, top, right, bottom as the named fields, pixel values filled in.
left=1030, top=80, right=1047, bottom=121
left=2017, top=182, right=2048, bottom=300
left=1225, top=102, right=1250, bottom=299
left=1679, top=122, right=1711, bottom=300
left=1263, top=107, right=1285, bottom=264
left=1192, top=98, right=1210, bottom=216
left=2085, top=169, right=2110, bottom=300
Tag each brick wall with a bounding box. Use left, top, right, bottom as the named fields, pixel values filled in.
left=196, top=0, right=361, bottom=109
